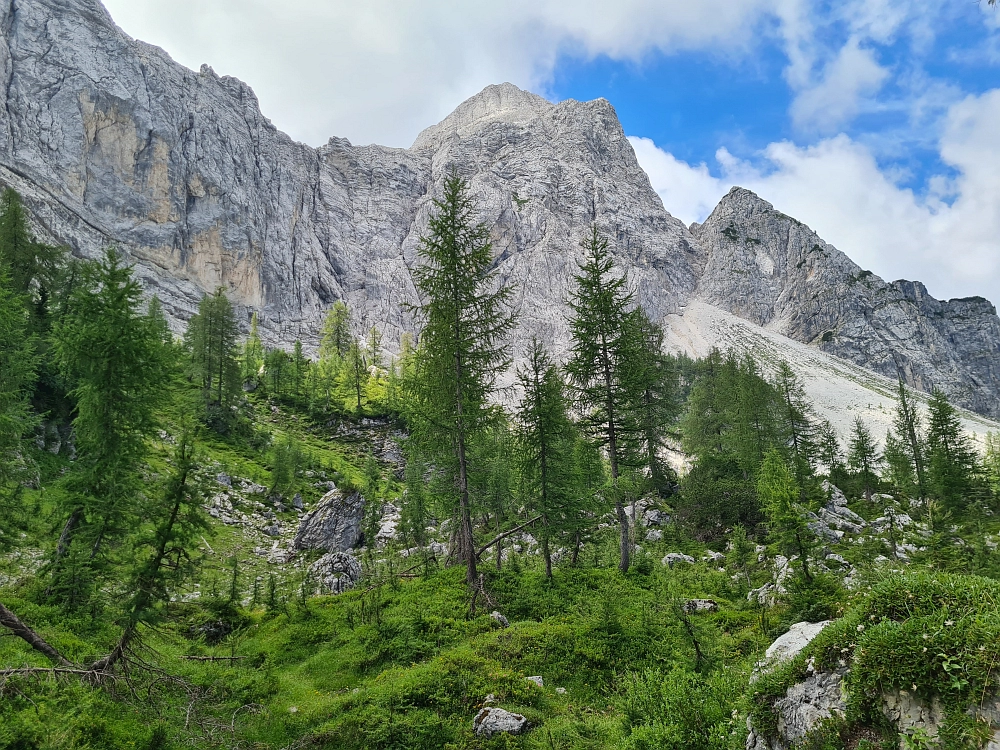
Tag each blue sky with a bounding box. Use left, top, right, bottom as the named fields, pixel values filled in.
left=103, top=0, right=1000, bottom=304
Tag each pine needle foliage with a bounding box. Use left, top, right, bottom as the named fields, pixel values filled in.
left=565, top=224, right=644, bottom=573
left=408, top=171, right=515, bottom=585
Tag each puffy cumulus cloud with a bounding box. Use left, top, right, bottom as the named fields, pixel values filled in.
left=627, top=138, right=728, bottom=227
left=102, top=0, right=776, bottom=148
left=790, top=39, right=889, bottom=132
left=632, top=89, right=1000, bottom=305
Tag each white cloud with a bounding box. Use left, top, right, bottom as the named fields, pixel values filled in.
left=790, top=38, right=889, bottom=132
left=102, top=0, right=776, bottom=147
left=632, top=89, right=1000, bottom=305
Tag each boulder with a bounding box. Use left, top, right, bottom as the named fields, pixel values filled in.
left=490, top=611, right=510, bottom=628
left=525, top=676, right=543, bottom=688
left=762, top=621, right=832, bottom=669
left=473, top=707, right=528, bottom=737
left=682, top=599, right=718, bottom=613
left=643, top=508, right=671, bottom=527
left=293, top=489, right=365, bottom=552
left=645, top=529, right=663, bottom=542
left=662, top=552, right=695, bottom=568
left=821, top=480, right=847, bottom=507
left=309, top=552, right=362, bottom=595
left=375, top=502, right=401, bottom=547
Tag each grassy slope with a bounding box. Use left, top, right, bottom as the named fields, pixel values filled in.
left=2, top=394, right=1000, bottom=750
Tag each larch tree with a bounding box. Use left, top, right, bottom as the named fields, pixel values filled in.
left=758, top=447, right=813, bottom=582
left=565, top=223, right=644, bottom=573
left=185, top=287, right=240, bottom=416
left=516, top=338, right=576, bottom=578
left=893, top=379, right=928, bottom=501
left=50, top=248, right=174, bottom=605
left=241, top=312, right=264, bottom=390
left=630, top=311, right=679, bottom=497
left=847, top=416, right=881, bottom=503
left=0, top=262, right=38, bottom=553
left=407, top=171, right=514, bottom=586
left=926, top=388, right=979, bottom=510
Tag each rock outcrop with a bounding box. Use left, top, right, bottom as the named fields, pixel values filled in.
left=292, top=488, right=364, bottom=552
left=692, top=188, right=1000, bottom=418
left=0, top=0, right=699, bottom=359
left=473, top=707, right=528, bottom=737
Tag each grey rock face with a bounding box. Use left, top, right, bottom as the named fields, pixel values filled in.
left=0, top=0, right=996, bottom=418
left=309, top=552, right=362, bottom=595
left=473, top=707, right=528, bottom=737
left=292, top=489, right=364, bottom=552
left=0, top=0, right=700, bottom=359
left=692, top=188, right=1000, bottom=418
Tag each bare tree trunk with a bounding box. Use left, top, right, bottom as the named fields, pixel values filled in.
left=0, top=601, right=73, bottom=667
left=542, top=532, right=552, bottom=579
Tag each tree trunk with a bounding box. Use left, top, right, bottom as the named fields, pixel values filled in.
left=571, top=531, right=581, bottom=566
left=542, top=531, right=552, bottom=579
left=0, top=601, right=73, bottom=667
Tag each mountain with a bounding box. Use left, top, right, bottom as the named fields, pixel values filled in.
left=0, top=0, right=998, bottom=419
left=691, top=188, right=1000, bottom=418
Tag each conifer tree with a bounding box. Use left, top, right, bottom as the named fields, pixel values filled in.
left=757, top=447, right=813, bottom=582
left=565, top=224, right=643, bottom=572
left=893, top=379, right=928, bottom=501
left=344, top=340, right=367, bottom=411
left=185, top=287, right=240, bottom=416
left=516, top=338, right=576, bottom=578
left=925, top=388, right=979, bottom=510
left=264, top=347, right=291, bottom=396
left=0, top=188, right=64, bottom=331
left=631, top=312, right=679, bottom=496
left=320, top=301, right=351, bottom=361
left=292, top=340, right=310, bottom=400
left=772, top=361, right=817, bottom=488
left=367, top=326, right=384, bottom=371
left=0, top=263, right=38, bottom=552
left=985, top=432, right=1000, bottom=497
left=241, top=312, right=264, bottom=389
left=92, top=422, right=208, bottom=672
left=50, top=248, right=174, bottom=604
left=847, top=416, right=881, bottom=503
left=407, top=171, right=514, bottom=585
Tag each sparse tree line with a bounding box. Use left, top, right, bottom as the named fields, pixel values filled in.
left=2, top=170, right=1000, bottom=679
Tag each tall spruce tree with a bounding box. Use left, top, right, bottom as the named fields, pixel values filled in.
left=631, top=311, right=679, bottom=496
left=893, top=379, right=928, bottom=501
left=565, top=224, right=643, bottom=573
left=847, top=416, right=881, bottom=503
left=758, top=447, right=813, bottom=582
left=925, top=388, right=979, bottom=510
left=241, top=312, right=264, bottom=389
left=185, top=287, right=240, bottom=417
left=408, top=171, right=514, bottom=585
left=516, top=338, right=576, bottom=578
left=50, top=248, right=174, bottom=605
left=0, top=263, right=38, bottom=552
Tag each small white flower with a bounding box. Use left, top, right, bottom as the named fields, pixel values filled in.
left=944, top=620, right=954, bottom=627
left=856, top=624, right=865, bottom=632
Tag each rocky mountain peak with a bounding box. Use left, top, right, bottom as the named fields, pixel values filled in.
left=411, top=83, right=553, bottom=150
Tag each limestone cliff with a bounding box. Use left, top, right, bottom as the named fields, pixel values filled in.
left=0, top=0, right=700, bottom=358
left=691, top=188, right=1000, bottom=418
left=0, top=0, right=997, bottom=418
